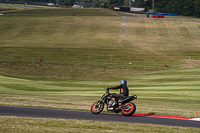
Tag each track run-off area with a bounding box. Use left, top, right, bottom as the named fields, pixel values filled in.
left=0, top=106, right=199, bottom=128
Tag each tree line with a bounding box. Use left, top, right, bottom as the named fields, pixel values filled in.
left=106, top=0, right=200, bottom=17
left=8, top=0, right=200, bottom=17
left=155, top=0, right=200, bottom=17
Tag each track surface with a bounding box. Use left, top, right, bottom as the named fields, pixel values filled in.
left=0, top=106, right=199, bottom=128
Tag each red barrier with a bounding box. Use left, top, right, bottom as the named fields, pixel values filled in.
left=152, top=16, right=164, bottom=18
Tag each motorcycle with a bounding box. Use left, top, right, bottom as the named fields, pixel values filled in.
left=91, top=88, right=137, bottom=116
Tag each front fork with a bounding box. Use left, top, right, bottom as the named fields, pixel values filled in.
left=96, top=98, right=104, bottom=106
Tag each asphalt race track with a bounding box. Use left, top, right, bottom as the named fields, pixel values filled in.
left=0, top=106, right=199, bottom=128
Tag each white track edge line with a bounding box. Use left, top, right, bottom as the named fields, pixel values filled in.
left=188, top=118, right=200, bottom=121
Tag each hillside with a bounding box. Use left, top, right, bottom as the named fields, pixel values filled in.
left=0, top=7, right=200, bottom=132
left=1, top=8, right=200, bottom=80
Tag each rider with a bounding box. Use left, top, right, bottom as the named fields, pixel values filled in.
left=107, top=80, right=129, bottom=105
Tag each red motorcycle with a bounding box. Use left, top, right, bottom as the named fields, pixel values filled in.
left=91, top=88, right=137, bottom=116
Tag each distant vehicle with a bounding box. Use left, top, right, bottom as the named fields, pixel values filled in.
left=47, top=3, right=55, bottom=7
left=72, top=5, right=80, bottom=8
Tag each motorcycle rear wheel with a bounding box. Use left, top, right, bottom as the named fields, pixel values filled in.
left=91, top=101, right=104, bottom=114
left=121, top=102, right=136, bottom=116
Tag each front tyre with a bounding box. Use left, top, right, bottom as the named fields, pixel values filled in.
left=91, top=101, right=104, bottom=114
left=121, top=102, right=136, bottom=116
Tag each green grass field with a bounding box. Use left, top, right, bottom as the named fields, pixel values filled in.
left=0, top=6, right=200, bottom=132
left=1, top=116, right=200, bottom=133
left=0, top=68, right=199, bottom=117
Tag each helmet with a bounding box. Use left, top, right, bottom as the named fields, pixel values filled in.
left=120, top=80, right=127, bottom=85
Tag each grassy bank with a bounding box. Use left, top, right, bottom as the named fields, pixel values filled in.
left=0, top=3, right=54, bottom=10
left=1, top=11, right=200, bottom=79
left=1, top=116, right=200, bottom=133
left=0, top=5, right=119, bottom=16
left=0, top=68, right=199, bottom=117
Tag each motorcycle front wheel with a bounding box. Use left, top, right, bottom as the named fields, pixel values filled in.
left=121, top=102, right=136, bottom=116
left=91, top=101, right=104, bottom=114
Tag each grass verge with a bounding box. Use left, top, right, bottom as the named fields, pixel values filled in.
left=1, top=116, right=200, bottom=133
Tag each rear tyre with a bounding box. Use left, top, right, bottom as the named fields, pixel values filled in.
left=91, top=101, right=104, bottom=114
left=121, top=102, right=136, bottom=116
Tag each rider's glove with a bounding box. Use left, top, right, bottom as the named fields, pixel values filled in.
left=107, top=87, right=110, bottom=90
